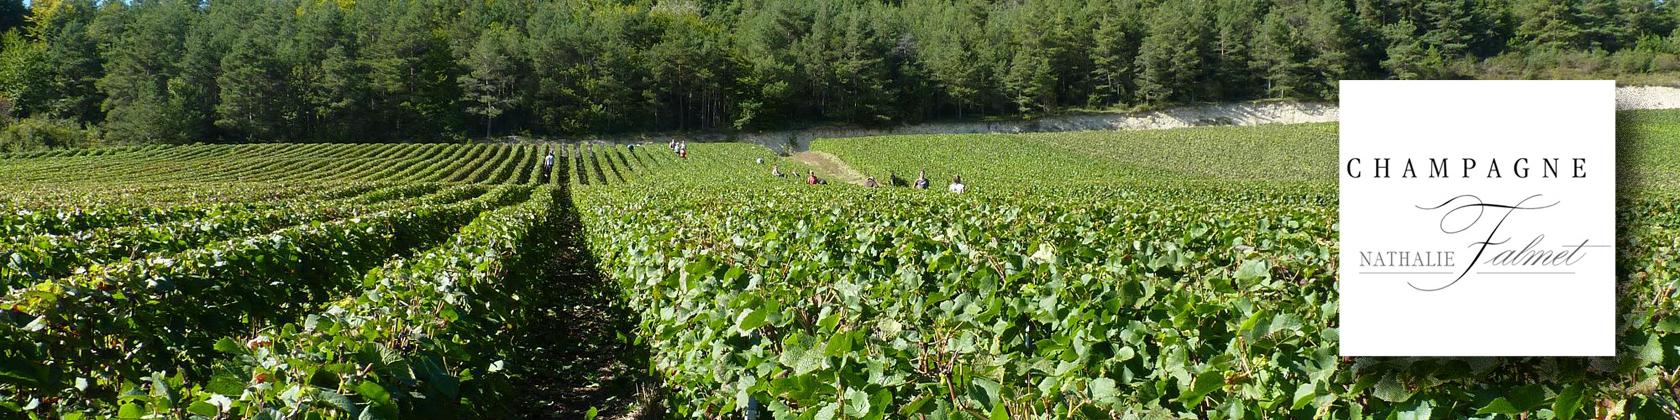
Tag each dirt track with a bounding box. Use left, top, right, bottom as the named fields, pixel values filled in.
left=789, top=151, right=868, bottom=186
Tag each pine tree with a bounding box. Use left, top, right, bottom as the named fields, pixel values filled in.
left=1212, top=0, right=1263, bottom=99
left=1577, top=0, right=1627, bottom=50
left=1002, top=5, right=1058, bottom=114
left=459, top=26, right=521, bottom=139
left=907, top=0, right=988, bottom=119
left=96, top=0, right=197, bottom=143
left=1134, top=1, right=1210, bottom=103
left=1381, top=20, right=1451, bottom=79
left=1512, top=0, right=1584, bottom=51
left=214, top=33, right=285, bottom=142
left=1087, top=10, right=1133, bottom=107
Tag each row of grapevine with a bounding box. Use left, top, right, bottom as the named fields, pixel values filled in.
left=810, top=123, right=1338, bottom=189
left=0, top=183, right=375, bottom=238
left=0, top=183, right=460, bottom=288
left=0, top=145, right=171, bottom=160
left=0, top=140, right=673, bottom=418
left=4, top=108, right=1677, bottom=419
left=568, top=137, right=1680, bottom=418
left=560, top=142, right=669, bottom=187
left=2, top=185, right=533, bottom=401
left=37, top=186, right=574, bottom=418
left=0, top=137, right=630, bottom=417
left=174, top=186, right=572, bottom=418
left=0, top=143, right=587, bottom=186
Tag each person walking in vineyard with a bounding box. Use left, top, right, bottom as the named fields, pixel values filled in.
left=864, top=176, right=878, bottom=188
left=948, top=175, right=966, bottom=194
left=542, top=147, right=555, bottom=182
left=771, top=164, right=784, bottom=177
left=913, top=170, right=930, bottom=189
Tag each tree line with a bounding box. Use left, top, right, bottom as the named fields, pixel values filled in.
left=0, top=0, right=1677, bottom=147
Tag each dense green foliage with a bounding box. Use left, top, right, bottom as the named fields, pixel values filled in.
left=0, top=116, right=97, bottom=152
left=567, top=114, right=1680, bottom=417
left=0, top=142, right=560, bottom=184
left=1618, top=109, right=1680, bottom=187
left=813, top=123, right=1339, bottom=187
left=1, top=112, right=1678, bottom=417
left=0, top=142, right=632, bottom=417
left=2, top=0, right=1680, bottom=146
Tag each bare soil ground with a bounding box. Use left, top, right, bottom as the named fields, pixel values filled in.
left=508, top=180, right=658, bottom=419
left=789, top=151, right=868, bottom=186
left=1617, top=85, right=1680, bottom=110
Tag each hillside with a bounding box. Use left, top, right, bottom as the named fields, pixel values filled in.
left=1, top=112, right=1677, bottom=417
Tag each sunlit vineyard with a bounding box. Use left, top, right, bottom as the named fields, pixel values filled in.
left=0, top=142, right=668, bottom=418
left=571, top=113, right=1680, bottom=418
left=3, top=111, right=1678, bottom=418
left=811, top=123, right=1338, bottom=188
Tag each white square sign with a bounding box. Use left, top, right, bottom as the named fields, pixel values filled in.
left=1339, top=80, right=1615, bottom=356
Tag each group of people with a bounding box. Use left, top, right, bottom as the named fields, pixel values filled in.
left=869, top=170, right=964, bottom=192
left=667, top=139, right=688, bottom=159
left=535, top=143, right=967, bottom=193
left=767, top=161, right=965, bottom=193
left=768, top=163, right=829, bottom=185
left=903, top=170, right=964, bottom=193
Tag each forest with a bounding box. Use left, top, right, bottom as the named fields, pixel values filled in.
left=0, top=0, right=1678, bottom=148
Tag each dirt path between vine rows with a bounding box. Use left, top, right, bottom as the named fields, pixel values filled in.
left=790, top=151, right=868, bottom=186
left=508, top=176, right=658, bottom=418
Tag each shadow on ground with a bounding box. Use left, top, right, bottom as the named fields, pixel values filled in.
left=506, top=175, right=659, bottom=419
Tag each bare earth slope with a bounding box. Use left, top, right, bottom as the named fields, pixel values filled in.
left=789, top=151, right=868, bottom=186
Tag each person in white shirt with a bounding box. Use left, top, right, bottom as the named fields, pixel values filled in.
left=948, top=175, right=966, bottom=193
left=542, top=148, right=555, bottom=181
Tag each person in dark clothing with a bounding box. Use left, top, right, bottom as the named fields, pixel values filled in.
left=913, top=170, right=930, bottom=189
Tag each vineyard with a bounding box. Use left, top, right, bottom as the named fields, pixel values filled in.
left=0, top=142, right=669, bottom=418
left=2, top=111, right=1679, bottom=418
left=573, top=116, right=1679, bottom=418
